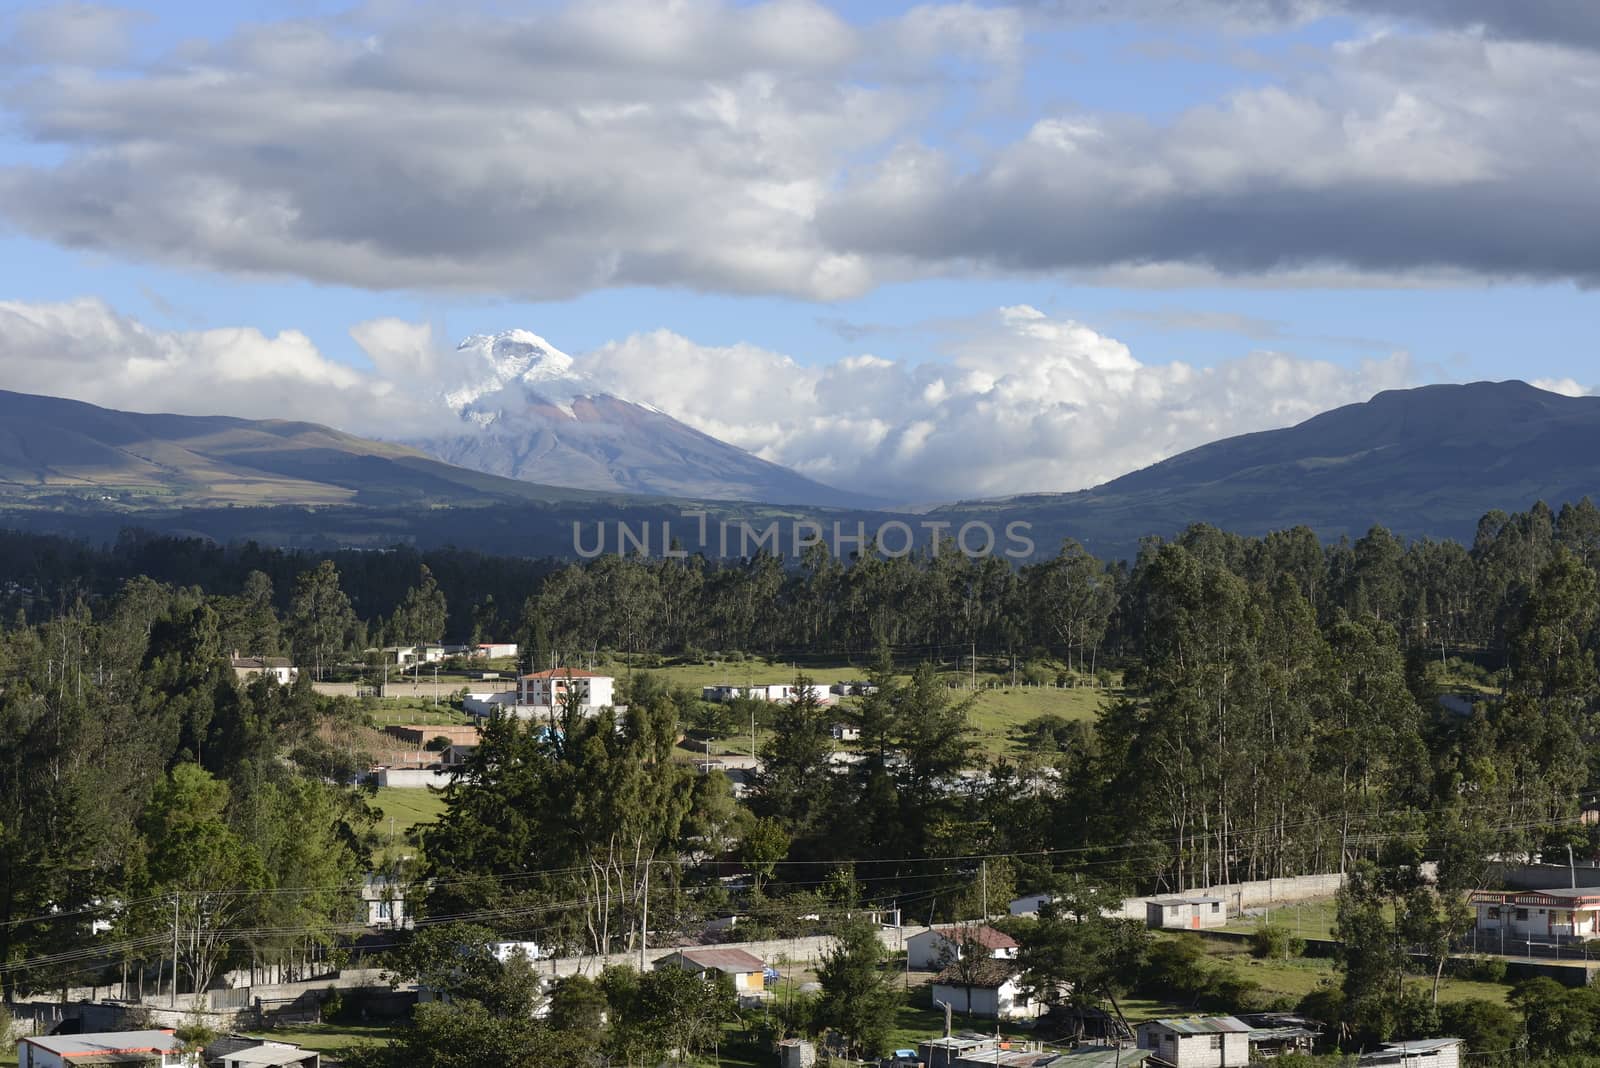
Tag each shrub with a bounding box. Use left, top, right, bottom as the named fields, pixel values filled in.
left=1452, top=955, right=1507, bottom=983
left=321, top=986, right=344, bottom=1022
left=1021, top=662, right=1053, bottom=686
left=1252, top=922, right=1305, bottom=959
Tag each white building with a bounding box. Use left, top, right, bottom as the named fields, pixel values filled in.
left=830, top=723, right=861, bottom=742
left=18, top=1031, right=200, bottom=1068
left=907, top=925, right=1019, bottom=970
left=1009, top=893, right=1053, bottom=916
left=929, top=960, right=1042, bottom=1020
left=375, top=768, right=451, bottom=789
left=519, top=669, right=615, bottom=709
left=701, top=682, right=833, bottom=704
left=1359, top=1039, right=1463, bottom=1068
left=476, top=643, right=519, bottom=659
left=219, top=1043, right=320, bottom=1068
left=1137, top=1017, right=1253, bottom=1068
left=489, top=940, right=544, bottom=963
left=231, top=655, right=297, bottom=685
left=1146, top=896, right=1227, bottom=931
left=1469, top=887, right=1600, bottom=941
left=361, top=875, right=411, bottom=929
left=654, top=947, right=767, bottom=995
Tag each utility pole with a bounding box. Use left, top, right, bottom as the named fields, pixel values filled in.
left=170, top=893, right=180, bottom=1008
left=970, top=641, right=976, bottom=691
left=982, top=861, right=989, bottom=920
left=751, top=705, right=757, bottom=761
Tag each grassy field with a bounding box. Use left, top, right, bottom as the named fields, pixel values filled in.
left=630, top=655, right=1112, bottom=757
left=370, top=786, right=449, bottom=860
left=242, top=1023, right=394, bottom=1061
left=1194, top=936, right=1511, bottom=1006
left=1221, top=897, right=1347, bottom=941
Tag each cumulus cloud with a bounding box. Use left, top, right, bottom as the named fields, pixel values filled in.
left=1027, top=0, right=1600, bottom=47
left=580, top=305, right=1418, bottom=498
left=4, top=3, right=145, bottom=65
left=0, top=299, right=450, bottom=432
left=0, top=0, right=923, bottom=300
left=3, top=2, right=1599, bottom=296
left=819, top=29, right=1600, bottom=286
left=0, top=298, right=1418, bottom=500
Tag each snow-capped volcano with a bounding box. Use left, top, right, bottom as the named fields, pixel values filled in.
left=446, top=329, right=607, bottom=422
left=408, top=329, right=878, bottom=508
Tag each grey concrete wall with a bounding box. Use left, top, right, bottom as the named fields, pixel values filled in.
left=1109, top=873, right=1347, bottom=920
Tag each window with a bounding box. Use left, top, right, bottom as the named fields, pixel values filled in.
left=1211, top=902, right=1221, bottom=913
left=1210, top=1036, right=1224, bottom=1050
left=1516, top=908, right=1529, bottom=921
left=1487, top=906, right=1500, bottom=920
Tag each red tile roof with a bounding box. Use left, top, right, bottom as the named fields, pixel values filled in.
left=666, top=947, right=766, bottom=973
left=931, top=924, right=1019, bottom=950
left=932, top=959, right=1018, bottom=987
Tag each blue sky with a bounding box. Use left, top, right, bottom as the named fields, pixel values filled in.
left=0, top=0, right=1596, bottom=496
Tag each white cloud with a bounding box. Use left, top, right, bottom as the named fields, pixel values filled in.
left=819, top=30, right=1600, bottom=286
left=0, top=298, right=1418, bottom=500
left=0, top=0, right=937, bottom=300
left=7, top=3, right=1600, bottom=296
left=0, top=299, right=449, bottom=432
left=1532, top=377, right=1590, bottom=397
left=579, top=306, right=1418, bottom=498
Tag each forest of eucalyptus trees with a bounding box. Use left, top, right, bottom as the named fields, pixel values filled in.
left=1, top=500, right=1598, bottom=1006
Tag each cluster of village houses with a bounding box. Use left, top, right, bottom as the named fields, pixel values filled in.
left=203, top=657, right=1592, bottom=1067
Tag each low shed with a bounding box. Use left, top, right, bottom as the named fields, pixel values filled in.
left=1145, top=896, right=1226, bottom=930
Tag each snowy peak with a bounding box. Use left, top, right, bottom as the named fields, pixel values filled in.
left=411, top=327, right=879, bottom=508
left=446, top=329, right=606, bottom=420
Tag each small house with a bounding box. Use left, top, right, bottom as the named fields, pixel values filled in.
left=217, top=1042, right=321, bottom=1068
left=778, top=1037, right=818, bottom=1067
left=929, top=960, right=1043, bottom=1020
left=907, top=924, right=1019, bottom=970
left=361, top=876, right=411, bottom=929
left=231, top=655, right=297, bottom=685
left=654, top=947, right=766, bottom=994
left=830, top=723, right=861, bottom=742
left=1145, top=896, right=1226, bottom=931
left=476, top=643, right=519, bottom=659
left=1137, top=1017, right=1252, bottom=1068
left=1358, top=1039, right=1463, bottom=1068
left=1469, top=888, right=1600, bottom=941
left=18, top=1030, right=200, bottom=1068
left=1009, top=893, right=1052, bottom=916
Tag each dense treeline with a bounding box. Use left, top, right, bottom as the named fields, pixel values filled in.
left=4, top=499, right=1600, bottom=1059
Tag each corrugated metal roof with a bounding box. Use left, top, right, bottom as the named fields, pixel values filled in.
left=1145, top=1016, right=1253, bottom=1035
left=21, top=1030, right=182, bottom=1056
left=1149, top=896, right=1225, bottom=906
left=1378, top=1039, right=1463, bottom=1054
left=1053, top=1046, right=1154, bottom=1068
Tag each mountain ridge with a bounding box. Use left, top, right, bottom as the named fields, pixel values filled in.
left=935, top=378, right=1600, bottom=555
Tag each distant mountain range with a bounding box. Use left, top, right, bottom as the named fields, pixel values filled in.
left=2, top=379, right=1598, bottom=559
left=0, top=389, right=604, bottom=508
left=938, top=379, right=1600, bottom=555
left=405, top=330, right=882, bottom=509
